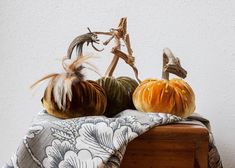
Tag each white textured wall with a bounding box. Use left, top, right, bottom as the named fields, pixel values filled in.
left=0, top=0, right=234, bottom=167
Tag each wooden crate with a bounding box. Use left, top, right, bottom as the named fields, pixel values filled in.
left=121, top=123, right=209, bottom=168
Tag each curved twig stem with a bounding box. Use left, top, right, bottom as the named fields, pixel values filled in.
left=93, top=31, right=113, bottom=36
left=66, top=29, right=103, bottom=59
left=162, top=48, right=187, bottom=80
left=111, top=48, right=141, bottom=83
left=105, top=35, right=121, bottom=77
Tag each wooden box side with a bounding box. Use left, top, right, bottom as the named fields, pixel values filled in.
left=121, top=124, right=209, bottom=168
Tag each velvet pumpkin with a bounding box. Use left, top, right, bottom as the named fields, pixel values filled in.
left=32, top=56, right=107, bottom=119
left=95, top=17, right=141, bottom=117
left=97, top=76, right=138, bottom=117
left=133, top=48, right=195, bottom=118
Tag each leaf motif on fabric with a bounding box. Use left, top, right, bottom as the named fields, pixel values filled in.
left=51, top=128, right=75, bottom=144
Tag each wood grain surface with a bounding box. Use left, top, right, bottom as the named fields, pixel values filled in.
left=121, top=123, right=209, bottom=168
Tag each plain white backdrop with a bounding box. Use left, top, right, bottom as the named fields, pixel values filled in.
left=0, top=0, right=235, bottom=167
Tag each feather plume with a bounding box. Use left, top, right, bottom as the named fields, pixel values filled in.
left=32, top=55, right=99, bottom=110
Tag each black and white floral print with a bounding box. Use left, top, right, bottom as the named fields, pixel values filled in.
left=4, top=110, right=181, bottom=168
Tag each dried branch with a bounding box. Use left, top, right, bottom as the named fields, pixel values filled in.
left=94, top=17, right=140, bottom=82
left=111, top=48, right=141, bottom=83
left=124, top=34, right=133, bottom=56
left=96, top=18, right=128, bottom=76
left=94, top=17, right=127, bottom=43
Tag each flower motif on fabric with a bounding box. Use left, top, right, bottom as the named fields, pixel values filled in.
left=59, top=150, right=104, bottom=168
left=42, top=116, right=148, bottom=168
left=43, top=140, right=74, bottom=167
left=75, top=121, right=138, bottom=166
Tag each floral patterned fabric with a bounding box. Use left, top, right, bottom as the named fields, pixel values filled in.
left=3, top=110, right=180, bottom=168
left=3, top=110, right=222, bottom=168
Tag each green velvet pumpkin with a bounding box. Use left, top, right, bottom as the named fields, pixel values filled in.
left=97, top=76, right=138, bottom=117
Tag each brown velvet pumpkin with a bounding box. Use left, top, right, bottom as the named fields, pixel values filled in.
left=32, top=56, right=107, bottom=119
left=133, top=48, right=195, bottom=118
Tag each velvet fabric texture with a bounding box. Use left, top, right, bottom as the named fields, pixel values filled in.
left=133, top=78, right=195, bottom=118
left=97, top=76, right=138, bottom=117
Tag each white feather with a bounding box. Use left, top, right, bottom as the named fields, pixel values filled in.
left=53, top=75, right=64, bottom=110
left=62, top=76, right=75, bottom=107
left=53, top=74, right=75, bottom=110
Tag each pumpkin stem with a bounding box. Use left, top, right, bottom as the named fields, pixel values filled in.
left=66, top=29, right=103, bottom=59
left=111, top=35, right=141, bottom=83
left=162, top=53, right=169, bottom=80
left=162, top=48, right=187, bottom=80
left=105, top=35, right=121, bottom=77
left=94, top=18, right=141, bottom=82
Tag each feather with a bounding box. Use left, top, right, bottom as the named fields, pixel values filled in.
left=51, top=74, right=77, bottom=110
left=30, top=73, right=59, bottom=89
left=53, top=75, right=65, bottom=110
left=61, top=75, right=76, bottom=109
left=67, top=55, right=93, bottom=71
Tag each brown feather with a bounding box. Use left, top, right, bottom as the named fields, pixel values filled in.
left=30, top=73, right=59, bottom=89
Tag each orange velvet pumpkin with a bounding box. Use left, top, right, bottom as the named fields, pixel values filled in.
left=133, top=48, right=195, bottom=118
